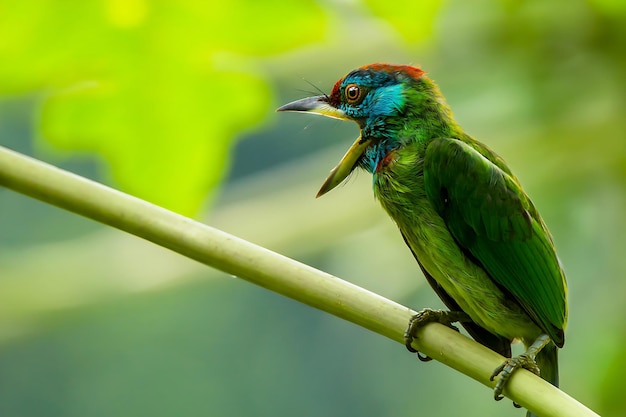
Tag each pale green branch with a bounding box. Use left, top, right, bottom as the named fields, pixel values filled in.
left=0, top=145, right=597, bottom=417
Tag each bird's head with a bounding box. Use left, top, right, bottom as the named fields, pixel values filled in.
left=277, top=63, right=430, bottom=197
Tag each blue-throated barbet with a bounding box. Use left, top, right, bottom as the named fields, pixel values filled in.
left=277, top=64, right=567, bottom=416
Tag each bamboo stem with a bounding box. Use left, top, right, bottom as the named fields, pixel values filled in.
left=0, top=145, right=598, bottom=417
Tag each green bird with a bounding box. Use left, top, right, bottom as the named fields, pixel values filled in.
left=277, top=63, right=567, bottom=415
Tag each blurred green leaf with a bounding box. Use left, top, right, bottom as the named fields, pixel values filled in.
left=588, top=0, right=626, bottom=14
left=363, top=0, right=443, bottom=42
left=0, top=0, right=326, bottom=214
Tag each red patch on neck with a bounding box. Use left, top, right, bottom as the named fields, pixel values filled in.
left=376, top=150, right=396, bottom=172
left=362, top=63, right=425, bottom=80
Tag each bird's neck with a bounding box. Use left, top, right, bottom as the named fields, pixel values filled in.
left=359, top=77, right=464, bottom=174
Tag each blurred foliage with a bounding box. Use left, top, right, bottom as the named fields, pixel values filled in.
left=1, top=0, right=626, bottom=416
left=364, top=0, right=443, bottom=42
left=0, top=0, right=325, bottom=214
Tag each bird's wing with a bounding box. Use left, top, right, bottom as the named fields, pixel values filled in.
left=423, top=138, right=567, bottom=347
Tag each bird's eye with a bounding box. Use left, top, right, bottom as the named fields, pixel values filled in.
left=344, top=84, right=363, bottom=104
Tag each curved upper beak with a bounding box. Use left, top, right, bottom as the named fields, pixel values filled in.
left=276, top=95, right=349, bottom=120
left=277, top=96, right=371, bottom=197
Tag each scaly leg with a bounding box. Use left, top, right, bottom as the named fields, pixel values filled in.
left=490, top=334, right=550, bottom=400
left=404, top=309, right=471, bottom=361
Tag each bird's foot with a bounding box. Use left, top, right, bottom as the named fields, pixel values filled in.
left=404, top=309, right=471, bottom=361
left=489, top=333, right=551, bottom=401
left=490, top=353, right=541, bottom=401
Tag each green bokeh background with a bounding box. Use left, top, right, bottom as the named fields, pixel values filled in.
left=1, top=1, right=625, bottom=415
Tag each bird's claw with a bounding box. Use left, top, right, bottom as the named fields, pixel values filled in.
left=404, top=309, right=469, bottom=359
left=490, top=353, right=541, bottom=401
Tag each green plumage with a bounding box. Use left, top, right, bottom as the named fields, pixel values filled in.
left=278, top=63, right=568, bottom=415
left=422, top=138, right=567, bottom=347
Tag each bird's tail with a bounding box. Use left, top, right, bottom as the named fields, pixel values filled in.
left=527, top=341, right=559, bottom=417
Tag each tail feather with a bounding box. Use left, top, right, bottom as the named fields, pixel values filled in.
left=527, top=342, right=559, bottom=417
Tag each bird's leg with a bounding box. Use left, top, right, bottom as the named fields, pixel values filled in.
left=404, top=309, right=471, bottom=361
left=490, top=333, right=550, bottom=400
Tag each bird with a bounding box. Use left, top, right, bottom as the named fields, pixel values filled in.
left=277, top=63, right=567, bottom=416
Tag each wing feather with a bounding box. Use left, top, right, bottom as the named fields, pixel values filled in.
left=423, top=138, right=567, bottom=346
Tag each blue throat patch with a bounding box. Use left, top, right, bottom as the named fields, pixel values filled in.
left=356, top=84, right=405, bottom=174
